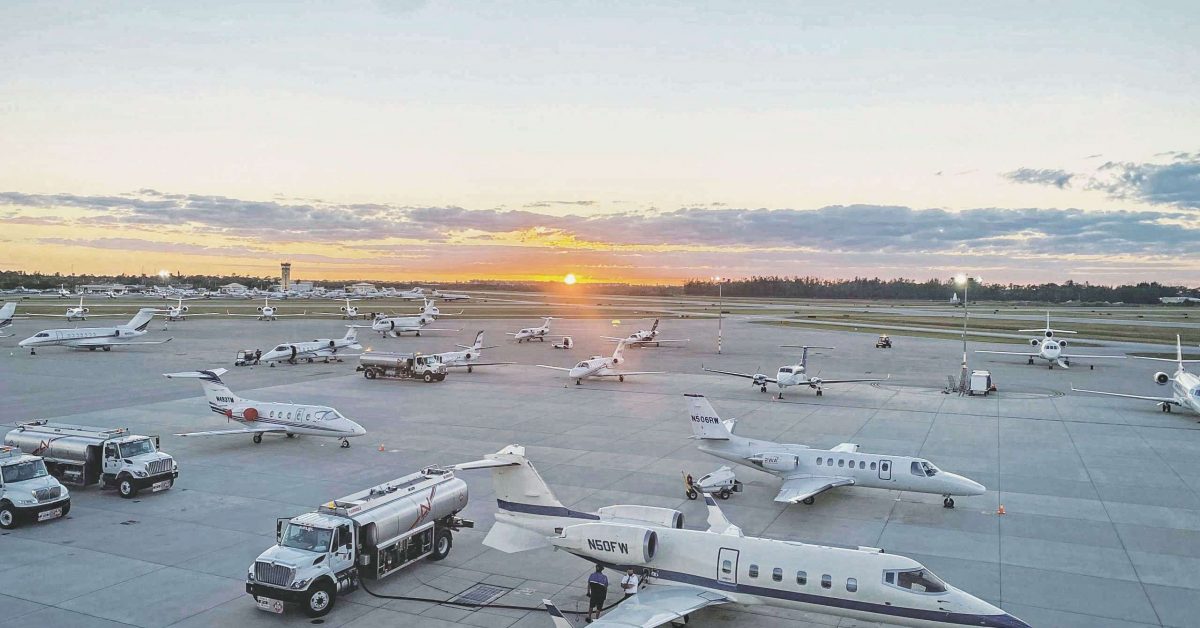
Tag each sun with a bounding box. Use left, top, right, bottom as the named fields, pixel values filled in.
left=563, top=273, right=577, bottom=285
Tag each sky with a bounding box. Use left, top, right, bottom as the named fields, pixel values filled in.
left=1, top=1, right=1198, bottom=285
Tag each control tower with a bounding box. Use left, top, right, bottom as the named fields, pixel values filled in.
left=280, top=262, right=292, bottom=291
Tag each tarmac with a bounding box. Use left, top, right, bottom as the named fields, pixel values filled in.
left=2, top=303, right=1200, bottom=628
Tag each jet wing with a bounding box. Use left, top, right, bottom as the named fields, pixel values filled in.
left=812, top=375, right=888, bottom=384
left=650, top=338, right=690, bottom=344
left=444, top=361, right=515, bottom=369
left=226, top=312, right=266, bottom=317
left=543, top=588, right=730, bottom=628
left=536, top=365, right=572, bottom=371
left=175, top=425, right=288, bottom=437
left=595, top=370, right=666, bottom=377
left=774, top=475, right=856, bottom=504
left=1061, top=353, right=1125, bottom=360
left=976, top=350, right=1039, bottom=357
left=71, top=337, right=173, bottom=347
left=176, top=312, right=221, bottom=316
left=1071, top=386, right=1179, bottom=405
left=702, top=367, right=776, bottom=383
left=26, top=313, right=127, bottom=318
left=270, top=312, right=308, bottom=317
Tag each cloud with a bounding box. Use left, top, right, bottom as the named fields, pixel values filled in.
left=522, top=200, right=597, bottom=208
left=1003, top=168, right=1074, bottom=189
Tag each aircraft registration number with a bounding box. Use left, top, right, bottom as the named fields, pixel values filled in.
left=38, top=507, right=63, bottom=521
left=255, top=597, right=285, bottom=614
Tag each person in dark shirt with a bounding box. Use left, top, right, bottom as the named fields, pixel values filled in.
left=586, top=564, right=609, bottom=623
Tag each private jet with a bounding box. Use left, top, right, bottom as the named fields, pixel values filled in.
left=160, top=297, right=219, bottom=322
left=432, top=288, right=471, bottom=302
left=538, top=340, right=663, bottom=384
left=163, top=368, right=366, bottom=447
left=428, top=331, right=514, bottom=372
left=395, top=286, right=426, bottom=300
left=704, top=345, right=887, bottom=398
left=460, top=445, right=1027, bottom=628
left=259, top=327, right=364, bottom=365
left=602, top=318, right=689, bottom=348
left=314, top=298, right=364, bottom=320
left=686, top=394, right=984, bottom=507
left=227, top=298, right=306, bottom=321
left=975, top=313, right=1125, bottom=369
left=18, top=309, right=171, bottom=354
left=0, top=302, right=16, bottom=338
left=419, top=298, right=461, bottom=320
left=368, top=313, right=459, bottom=337
left=1073, top=335, right=1200, bottom=415
left=26, top=296, right=108, bottom=321
left=509, top=317, right=554, bottom=343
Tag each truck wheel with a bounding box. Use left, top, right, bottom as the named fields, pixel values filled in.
left=61, top=501, right=71, bottom=517
left=118, top=477, right=139, bottom=498
left=423, top=372, right=433, bottom=383
left=436, top=374, right=446, bottom=381
left=364, top=368, right=377, bottom=379
left=303, top=581, right=336, bottom=618
left=0, top=503, right=17, bottom=529
left=429, top=528, right=453, bottom=561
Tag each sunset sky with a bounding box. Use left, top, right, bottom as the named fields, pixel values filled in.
left=2, top=2, right=1198, bottom=284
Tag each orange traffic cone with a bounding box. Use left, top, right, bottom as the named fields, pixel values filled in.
left=997, top=504, right=1006, bottom=515
left=378, top=443, right=385, bottom=452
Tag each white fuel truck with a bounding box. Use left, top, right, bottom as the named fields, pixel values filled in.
left=356, top=352, right=447, bottom=382
left=0, top=445, right=71, bottom=529
left=4, top=421, right=178, bottom=498
left=247, top=465, right=473, bottom=617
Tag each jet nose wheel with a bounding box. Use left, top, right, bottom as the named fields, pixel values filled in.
left=943, top=496, right=955, bottom=508
left=252, top=433, right=263, bottom=444
left=760, top=385, right=767, bottom=393
left=340, top=439, right=351, bottom=448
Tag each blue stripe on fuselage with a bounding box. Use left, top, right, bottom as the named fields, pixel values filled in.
left=496, top=499, right=600, bottom=520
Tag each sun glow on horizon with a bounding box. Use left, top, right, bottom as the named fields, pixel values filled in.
left=563, top=273, right=577, bottom=285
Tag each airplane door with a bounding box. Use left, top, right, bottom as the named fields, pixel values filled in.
left=878, top=459, right=892, bottom=481
left=717, top=548, right=739, bottom=586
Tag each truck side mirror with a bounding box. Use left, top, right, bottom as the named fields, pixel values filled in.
left=276, top=518, right=289, bottom=543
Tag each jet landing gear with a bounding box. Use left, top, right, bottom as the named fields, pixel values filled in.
left=253, top=433, right=263, bottom=444
left=576, top=379, right=582, bottom=385
left=760, top=385, right=767, bottom=393
left=802, top=496, right=815, bottom=505
left=1162, top=402, right=1173, bottom=413
left=340, top=438, right=351, bottom=448
left=943, top=496, right=955, bottom=509
left=1027, top=357, right=1034, bottom=365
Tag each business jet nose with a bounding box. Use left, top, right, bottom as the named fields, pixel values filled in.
left=946, top=473, right=986, bottom=496
left=977, top=612, right=1032, bottom=627
left=17, top=337, right=30, bottom=347
left=349, top=422, right=367, bottom=437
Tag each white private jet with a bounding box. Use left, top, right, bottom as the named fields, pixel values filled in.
left=314, top=298, right=364, bottom=320
left=0, top=302, right=16, bottom=338
left=368, top=313, right=459, bottom=337
left=164, top=368, right=366, bottom=447
left=1073, top=335, right=1200, bottom=415
left=686, top=394, right=985, bottom=507
left=975, top=313, right=1125, bottom=369
left=602, top=318, right=689, bottom=348
left=704, top=345, right=887, bottom=398
left=395, top=286, right=426, bottom=300
left=25, top=296, right=112, bottom=321
left=538, top=340, right=663, bottom=384
left=509, top=317, right=554, bottom=343
left=461, top=445, right=1028, bottom=628
left=227, top=298, right=306, bottom=321
left=427, top=331, right=514, bottom=372
left=259, top=327, right=364, bottom=365
left=18, top=309, right=171, bottom=355
left=419, top=298, right=461, bottom=320
left=431, top=288, right=470, bottom=302
left=160, top=297, right=219, bottom=322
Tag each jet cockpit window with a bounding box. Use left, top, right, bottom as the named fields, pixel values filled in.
left=779, top=367, right=793, bottom=374
left=575, top=362, right=590, bottom=368
left=313, top=410, right=340, bottom=421
left=911, top=461, right=938, bottom=477
left=921, top=461, right=938, bottom=476
left=274, top=345, right=288, bottom=352
left=35, top=332, right=49, bottom=338
left=884, top=568, right=947, bottom=594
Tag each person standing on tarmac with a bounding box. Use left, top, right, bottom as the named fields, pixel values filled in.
left=586, top=564, right=609, bottom=623
left=621, top=568, right=641, bottom=599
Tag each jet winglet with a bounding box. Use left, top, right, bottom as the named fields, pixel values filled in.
left=704, top=495, right=743, bottom=537
left=542, top=600, right=573, bottom=628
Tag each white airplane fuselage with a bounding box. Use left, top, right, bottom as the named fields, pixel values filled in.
left=371, top=315, right=431, bottom=335
left=212, top=401, right=366, bottom=439
left=1165, top=369, right=1200, bottom=413
left=260, top=336, right=360, bottom=364
left=568, top=356, right=620, bottom=380
left=514, top=326, right=549, bottom=342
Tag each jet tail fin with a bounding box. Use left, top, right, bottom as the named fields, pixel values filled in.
left=685, top=394, right=732, bottom=440
left=343, top=326, right=358, bottom=342
left=474, top=445, right=565, bottom=509
left=163, top=368, right=239, bottom=411
left=125, top=308, right=158, bottom=331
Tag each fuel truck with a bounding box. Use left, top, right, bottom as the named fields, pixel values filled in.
left=4, top=421, right=178, bottom=498
left=247, top=465, right=473, bottom=617
left=0, top=445, right=71, bottom=529
left=356, top=352, right=447, bottom=382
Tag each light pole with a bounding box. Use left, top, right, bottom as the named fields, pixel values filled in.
left=713, top=276, right=724, bottom=354
left=955, top=274, right=981, bottom=394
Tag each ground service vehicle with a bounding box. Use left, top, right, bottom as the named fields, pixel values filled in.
left=0, top=445, right=71, bottom=529
left=357, top=352, right=447, bottom=382
left=247, top=465, right=473, bottom=617
left=4, top=421, right=178, bottom=498
left=876, top=334, right=892, bottom=348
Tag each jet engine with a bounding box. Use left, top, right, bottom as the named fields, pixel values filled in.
left=1045, top=330, right=1054, bottom=338
left=1030, top=339, right=1041, bottom=346
left=807, top=377, right=823, bottom=388
left=180, top=306, right=188, bottom=313
left=340, top=306, right=349, bottom=312
left=82, top=307, right=90, bottom=314
left=257, top=306, right=265, bottom=313
left=751, top=374, right=769, bottom=386
left=751, top=453, right=800, bottom=472
left=1155, top=372, right=1171, bottom=385
left=598, top=505, right=684, bottom=529
left=553, top=523, right=658, bottom=565
left=1058, top=340, right=1067, bottom=347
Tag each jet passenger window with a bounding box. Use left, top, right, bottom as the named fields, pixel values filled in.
left=847, top=578, right=858, bottom=592
left=816, top=457, right=822, bottom=465
left=859, top=461, right=866, bottom=469
left=870, top=462, right=877, bottom=470
left=722, top=560, right=732, bottom=574
left=796, top=571, right=807, bottom=585
left=748, top=565, right=758, bottom=578
left=838, top=459, right=844, bottom=467
left=821, top=574, right=831, bottom=589
left=772, top=567, right=782, bottom=582
left=827, top=459, right=834, bottom=466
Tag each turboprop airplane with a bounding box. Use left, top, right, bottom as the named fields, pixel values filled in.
left=160, top=297, right=219, bottom=322
left=602, top=318, right=690, bottom=347
left=1072, top=335, right=1200, bottom=415
left=259, top=327, right=364, bottom=365
left=538, top=340, right=663, bottom=384
left=431, top=288, right=470, bottom=302
left=314, top=298, right=364, bottom=320
left=18, top=309, right=171, bottom=355
left=686, top=394, right=984, bottom=507
left=368, top=313, right=459, bottom=337
left=975, top=312, right=1125, bottom=369
left=227, top=298, right=306, bottom=321
left=0, top=302, right=16, bottom=338
left=509, top=317, right=554, bottom=343
left=163, top=368, right=366, bottom=447
left=704, top=345, right=887, bottom=398
left=427, top=331, right=514, bottom=372
left=461, top=445, right=1027, bottom=628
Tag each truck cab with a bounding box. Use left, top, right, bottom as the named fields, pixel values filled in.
left=0, top=446, right=71, bottom=529
left=100, top=434, right=178, bottom=497
left=248, top=512, right=357, bottom=617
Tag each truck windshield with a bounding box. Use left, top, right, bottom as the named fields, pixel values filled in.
left=281, top=523, right=333, bottom=552
left=119, top=439, right=155, bottom=458
left=2, top=459, right=49, bottom=483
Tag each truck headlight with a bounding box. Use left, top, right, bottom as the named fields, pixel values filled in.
left=290, top=578, right=310, bottom=590
left=134, top=470, right=148, bottom=478
left=15, top=498, right=36, bottom=506
left=247, top=567, right=255, bottom=581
